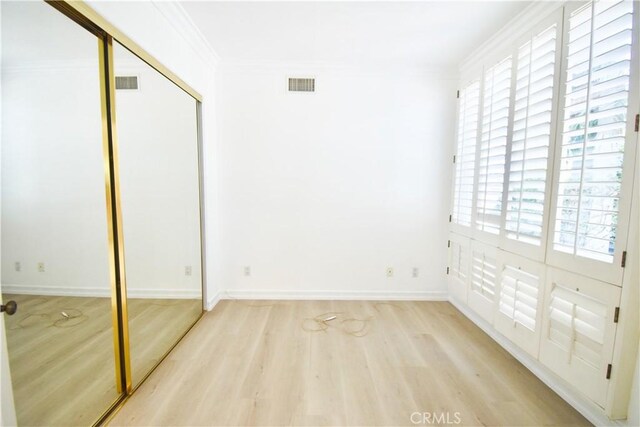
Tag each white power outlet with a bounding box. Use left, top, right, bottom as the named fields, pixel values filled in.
left=37, top=262, right=45, bottom=273
left=386, top=267, right=394, bottom=277
left=185, top=266, right=192, bottom=276
left=412, top=267, right=419, bottom=278
left=244, top=266, right=251, bottom=277
left=15, top=262, right=21, bottom=272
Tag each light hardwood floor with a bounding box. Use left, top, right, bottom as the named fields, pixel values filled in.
left=109, top=300, right=591, bottom=426
left=3, top=294, right=201, bottom=426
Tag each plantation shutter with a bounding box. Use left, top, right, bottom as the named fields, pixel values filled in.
left=448, top=233, right=470, bottom=303
left=506, top=24, right=558, bottom=246
left=553, top=0, right=635, bottom=265
left=468, top=241, right=499, bottom=322
left=495, top=254, right=545, bottom=357
left=499, top=265, right=539, bottom=331
left=476, top=56, right=512, bottom=235
left=540, top=268, right=620, bottom=407
left=452, top=81, right=481, bottom=228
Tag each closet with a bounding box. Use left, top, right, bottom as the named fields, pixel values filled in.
left=0, top=1, right=205, bottom=424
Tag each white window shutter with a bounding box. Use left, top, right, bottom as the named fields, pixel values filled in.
left=452, top=81, right=481, bottom=230
left=539, top=267, right=620, bottom=407
left=468, top=240, right=500, bottom=323
left=549, top=0, right=637, bottom=283
left=475, top=56, right=512, bottom=236
left=505, top=24, right=559, bottom=251
left=448, top=233, right=470, bottom=303
left=494, top=254, right=546, bottom=358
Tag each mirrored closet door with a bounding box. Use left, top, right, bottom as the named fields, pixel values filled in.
left=1, top=1, right=121, bottom=425
left=1, top=1, right=205, bottom=425
left=113, top=41, right=203, bottom=388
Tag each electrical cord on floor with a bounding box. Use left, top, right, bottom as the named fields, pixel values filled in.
left=301, top=311, right=373, bottom=337
left=8, top=308, right=87, bottom=330
left=53, top=308, right=87, bottom=328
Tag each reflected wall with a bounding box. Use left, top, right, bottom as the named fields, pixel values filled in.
left=114, top=42, right=203, bottom=387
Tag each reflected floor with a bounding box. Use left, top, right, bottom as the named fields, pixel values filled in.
left=3, top=294, right=201, bottom=426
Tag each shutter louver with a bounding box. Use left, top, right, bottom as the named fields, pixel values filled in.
left=471, top=251, right=497, bottom=300
left=499, top=265, right=540, bottom=332
left=540, top=268, right=621, bottom=407
left=476, top=56, right=512, bottom=235
left=448, top=234, right=471, bottom=303
left=468, top=241, right=499, bottom=322
left=553, top=0, right=634, bottom=263
left=548, top=285, right=607, bottom=369
left=506, top=25, right=558, bottom=246
left=450, top=240, right=469, bottom=282
left=453, top=82, right=481, bottom=227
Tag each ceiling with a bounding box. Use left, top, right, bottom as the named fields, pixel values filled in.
left=181, top=1, right=532, bottom=68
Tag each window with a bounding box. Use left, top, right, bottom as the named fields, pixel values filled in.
left=475, top=56, right=512, bottom=235
left=505, top=24, right=558, bottom=246
left=452, top=81, right=481, bottom=227
left=552, top=0, right=634, bottom=263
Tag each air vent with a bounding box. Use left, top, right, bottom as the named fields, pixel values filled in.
left=115, top=76, right=139, bottom=90
left=288, top=78, right=314, bottom=92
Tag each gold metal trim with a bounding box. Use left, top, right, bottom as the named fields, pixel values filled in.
left=96, top=311, right=205, bottom=427
left=98, top=35, right=124, bottom=396
left=105, top=35, right=133, bottom=394
left=28, top=1, right=207, bottom=424
left=50, top=0, right=203, bottom=102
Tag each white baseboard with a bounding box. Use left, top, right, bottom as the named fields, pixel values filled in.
left=206, top=292, right=221, bottom=311
left=222, top=289, right=448, bottom=301
left=449, top=297, right=620, bottom=427
left=2, top=284, right=200, bottom=299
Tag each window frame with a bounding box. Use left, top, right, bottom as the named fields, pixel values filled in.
left=450, top=77, right=483, bottom=237
left=545, top=0, right=640, bottom=285
left=500, top=10, right=565, bottom=262
left=472, top=53, right=515, bottom=247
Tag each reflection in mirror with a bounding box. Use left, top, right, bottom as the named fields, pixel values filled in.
left=113, top=42, right=203, bottom=387
left=1, top=1, right=120, bottom=424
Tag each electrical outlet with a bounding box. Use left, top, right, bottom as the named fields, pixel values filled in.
left=15, top=262, right=21, bottom=272
left=185, top=266, right=192, bottom=276
left=386, top=267, right=394, bottom=277
left=244, top=266, right=251, bottom=277
left=37, top=262, right=45, bottom=273
left=412, top=267, right=419, bottom=278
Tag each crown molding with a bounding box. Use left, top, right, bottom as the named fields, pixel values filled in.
left=459, top=1, right=563, bottom=75
left=151, top=1, right=220, bottom=72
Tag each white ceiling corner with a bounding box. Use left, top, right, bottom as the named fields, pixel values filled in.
left=178, top=1, right=534, bottom=68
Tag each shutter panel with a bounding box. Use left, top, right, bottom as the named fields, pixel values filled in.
left=539, top=267, right=620, bottom=407
left=506, top=24, right=559, bottom=247
left=494, top=254, right=545, bottom=357
left=448, top=233, right=470, bottom=303
left=552, top=0, right=635, bottom=266
left=475, top=56, right=512, bottom=235
left=468, top=241, right=499, bottom=323
left=452, top=81, right=481, bottom=228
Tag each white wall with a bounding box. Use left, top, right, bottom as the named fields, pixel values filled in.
left=217, top=63, right=456, bottom=298
left=115, top=48, right=203, bottom=299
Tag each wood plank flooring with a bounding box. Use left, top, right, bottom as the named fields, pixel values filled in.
left=109, top=300, right=591, bottom=426
left=3, top=294, right=201, bottom=426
